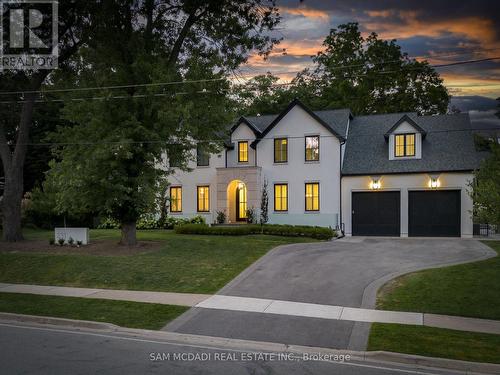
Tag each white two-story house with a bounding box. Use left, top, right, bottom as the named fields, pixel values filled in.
left=168, top=99, right=486, bottom=238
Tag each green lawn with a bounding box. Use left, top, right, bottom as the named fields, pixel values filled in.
left=370, top=241, right=500, bottom=363
left=376, top=241, right=500, bottom=320
left=0, top=292, right=188, bottom=330
left=0, top=229, right=313, bottom=293
left=368, top=323, right=500, bottom=364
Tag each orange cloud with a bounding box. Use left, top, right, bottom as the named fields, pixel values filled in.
left=364, top=13, right=498, bottom=50
left=442, top=72, right=500, bottom=97
left=280, top=6, right=330, bottom=21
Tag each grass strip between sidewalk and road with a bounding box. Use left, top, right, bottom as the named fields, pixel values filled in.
left=0, top=292, right=188, bottom=330
left=368, top=323, right=500, bottom=364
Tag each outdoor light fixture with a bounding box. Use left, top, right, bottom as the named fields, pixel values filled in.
left=370, top=176, right=381, bottom=190
left=429, top=174, right=440, bottom=189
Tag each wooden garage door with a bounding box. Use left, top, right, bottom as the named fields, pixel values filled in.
left=409, top=190, right=461, bottom=237
left=352, top=192, right=400, bottom=236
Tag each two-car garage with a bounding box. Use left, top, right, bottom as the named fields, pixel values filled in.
left=352, top=190, right=461, bottom=237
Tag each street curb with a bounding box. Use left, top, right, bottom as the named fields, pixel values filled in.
left=1, top=313, right=500, bottom=374
left=0, top=312, right=120, bottom=331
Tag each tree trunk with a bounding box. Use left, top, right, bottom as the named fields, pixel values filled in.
left=2, top=169, right=24, bottom=241
left=120, top=221, right=137, bottom=246
left=0, top=74, right=46, bottom=242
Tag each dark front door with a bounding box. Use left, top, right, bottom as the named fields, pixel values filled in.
left=236, top=186, right=247, bottom=222
left=352, top=191, right=400, bottom=236
left=409, top=190, right=461, bottom=237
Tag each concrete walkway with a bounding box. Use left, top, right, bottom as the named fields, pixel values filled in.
left=1, top=283, right=500, bottom=335
left=0, top=283, right=209, bottom=307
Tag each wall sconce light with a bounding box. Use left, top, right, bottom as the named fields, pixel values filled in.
left=370, top=176, right=381, bottom=190
left=429, top=174, right=440, bottom=189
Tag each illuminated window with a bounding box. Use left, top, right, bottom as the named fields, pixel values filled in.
left=395, top=133, right=415, bottom=157
left=305, top=183, right=319, bottom=211
left=196, top=144, right=210, bottom=166
left=170, top=186, right=182, bottom=212
left=274, top=138, right=288, bottom=163
left=305, top=136, right=319, bottom=161
left=197, top=186, right=210, bottom=212
left=238, top=141, right=248, bottom=162
left=274, top=184, right=288, bottom=211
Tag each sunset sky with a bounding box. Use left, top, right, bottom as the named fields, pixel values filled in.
left=241, top=0, right=500, bottom=102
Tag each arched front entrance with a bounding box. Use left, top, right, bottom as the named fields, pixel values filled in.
left=227, top=180, right=247, bottom=223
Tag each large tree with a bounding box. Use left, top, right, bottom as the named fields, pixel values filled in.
left=42, top=0, right=280, bottom=245
left=470, top=142, right=500, bottom=226
left=0, top=2, right=97, bottom=241
left=241, top=23, right=449, bottom=116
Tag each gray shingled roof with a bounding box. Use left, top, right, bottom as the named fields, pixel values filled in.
left=244, top=108, right=351, bottom=137
left=244, top=114, right=276, bottom=133
left=342, top=112, right=487, bottom=175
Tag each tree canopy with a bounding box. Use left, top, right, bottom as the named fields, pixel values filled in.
left=40, top=0, right=281, bottom=245
left=241, top=22, right=449, bottom=116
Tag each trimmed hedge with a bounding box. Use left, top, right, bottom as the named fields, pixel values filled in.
left=174, top=224, right=335, bottom=240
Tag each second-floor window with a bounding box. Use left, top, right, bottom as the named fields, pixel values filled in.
left=238, top=141, right=248, bottom=162
left=274, top=138, right=288, bottom=163
left=170, top=186, right=182, bottom=212
left=197, top=186, right=210, bottom=212
left=305, top=136, right=319, bottom=161
left=274, top=183, right=288, bottom=211
left=395, top=134, right=415, bottom=157
left=197, top=145, right=210, bottom=166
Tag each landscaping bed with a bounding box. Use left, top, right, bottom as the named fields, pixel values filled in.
left=0, top=292, right=187, bottom=330
left=0, top=239, right=162, bottom=256
left=175, top=223, right=335, bottom=240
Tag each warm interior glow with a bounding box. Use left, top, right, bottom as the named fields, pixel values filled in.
left=274, top=184, right=288, bottom=211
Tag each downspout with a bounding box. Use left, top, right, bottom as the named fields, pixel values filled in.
left=338, top=139, right=345, bottom=238
left=254, top=143, right=258, bottom=167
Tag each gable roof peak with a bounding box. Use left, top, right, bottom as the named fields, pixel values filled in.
left=231, top=116, right=262, bottom=137
left=251, top=99, right=346, bottom=147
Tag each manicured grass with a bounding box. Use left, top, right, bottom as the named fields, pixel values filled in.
left=368, top=323, right=500, bottom=364
left=0, top=292, right=188, bottom=330
left=376, top=241, right=500, bottom=320
left=0, top=229, right=313, bottom=293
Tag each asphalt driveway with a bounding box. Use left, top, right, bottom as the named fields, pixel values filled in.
left=166, top=238, right=494, bottom=350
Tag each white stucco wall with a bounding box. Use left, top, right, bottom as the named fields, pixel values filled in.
left=168, top=149, right=225, bottom=223
left=256, top=105, right=341, bottom=228
left=341, top=172, right=474, bottom=238
left=166, top=105, right=342, bottom=228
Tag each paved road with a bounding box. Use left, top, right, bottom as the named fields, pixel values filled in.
left=0, top=322, right=462, bottom=375
left=167, top=238, right=494, bottom=350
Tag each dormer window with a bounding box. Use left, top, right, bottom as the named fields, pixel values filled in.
left=395, top=133, right=415, bottom=157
